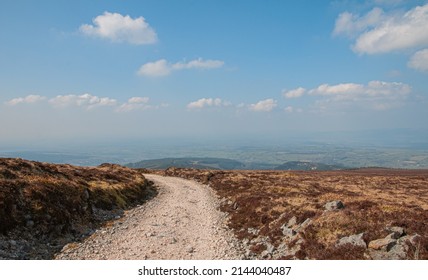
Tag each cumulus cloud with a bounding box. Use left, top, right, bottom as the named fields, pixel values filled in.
left=49, top=94, right=117, bottom=110
left=333, top=7, right=384, bottom=38
left=408, top=48, right=428, bottom=72
left=137, top=59, right=171, bottom=77
left=187, top=98, right=230, bottom=109
left=116, top=96, right=151, bottom=112
left=309, top=81, right=410, bottom=98
left=284, top=106, right=294, bottom=113
left=249, top=99, right=277, bottom=112
left=334, top=4, right=428, bottom=54
left=137, top=58, right=224, bottom=77
left=5, top=95, right=46, bottom=106
left=283, top=87, right=306, bottom=98
left=308, top=80, right=411, bottom=110
left=80, top=12, right=157, bottom=45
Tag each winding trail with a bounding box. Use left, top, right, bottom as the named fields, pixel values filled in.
left=56, top=174, right=243, bottom=260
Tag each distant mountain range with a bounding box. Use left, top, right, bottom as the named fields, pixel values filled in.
left=126, top=157, right=345, bottom=171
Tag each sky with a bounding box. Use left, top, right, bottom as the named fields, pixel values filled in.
left=1, top=0, right=428, bottom=149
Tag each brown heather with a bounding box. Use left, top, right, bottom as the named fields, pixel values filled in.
left=0, top=158, right=155, bottom=258
left=156, top=167, right=428, bottom=259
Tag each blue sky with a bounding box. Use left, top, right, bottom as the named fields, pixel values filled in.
left=1, top=0, right=428, bottom=147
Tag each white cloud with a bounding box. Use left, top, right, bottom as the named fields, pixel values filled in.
left=5, top=95, right=46, bottom=106
left=172, top=58, right=224, bottom=70
left=308, top=80, right=411, bottom=110
left=137, top=59, right=171, bottom=77
left=333, top=7, right=384, bottom=37
left=408, top=48, right=428, bottom=72
left=80, top=12, right=157, bottom=45
left=284, top=106, right=303, bottom=113
left=309, top=81, right=410, bottom=98
left=249, top=99, right=277, bottom=112
left=334, top=4, right=428, bottom=54
left=116, top=97, right=152, bottom=112
left=283, top=87, right=306, bottom=98
left=284, top=106, right=294, bottom=113
left=137, top=58, right=224, bottom=77
left=187, top=98, right=230, bottom=109
left=49, top=94, right=117, bottom=110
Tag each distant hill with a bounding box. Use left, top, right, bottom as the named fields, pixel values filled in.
left=127, top=157, right=347, bottom=171
left=274, top=161, right=344, bottom=171
left=126, top=157, right=246, bottom=170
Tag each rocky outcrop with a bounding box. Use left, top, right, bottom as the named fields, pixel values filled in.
left=337, top=233, right=367, bottom=248
left=366, top=227, right=421, bottom=260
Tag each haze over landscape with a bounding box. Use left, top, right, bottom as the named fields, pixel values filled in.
left=1, top=0, right=428, bottom=167
left=1, top=1, right=428, bottom=263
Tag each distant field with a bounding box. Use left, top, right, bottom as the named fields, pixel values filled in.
left=155, top=167, right=428, bottom=259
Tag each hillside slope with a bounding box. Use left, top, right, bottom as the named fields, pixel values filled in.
left=0, top=158, right=155, bottom=259
left=159, top=167, right=428, bottom=259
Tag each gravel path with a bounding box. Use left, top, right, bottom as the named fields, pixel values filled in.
left=56, top=174, right=243, bottom=260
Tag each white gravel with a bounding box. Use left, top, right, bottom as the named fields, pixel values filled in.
left=55, top=174, right=243, bottom=260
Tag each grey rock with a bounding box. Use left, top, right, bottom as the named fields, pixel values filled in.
left=281, top=227, right=297, bottom=238
left=287, top=216, right=297, bottom=228
left=398, top=233, right=421, bottom=246
left=9, top=240, right=17, bottom=247
left=26, top=220, right=34, bottom=228
left=368, top=237, right=396, bottom=251
left=296, top=218, right=312, bottom=232
left=266, top=242, right=275, bottom=254
left=386, top=226, right=405, bottom=239
left=186, top=246, right=194, bottom=253
left=324, top=200, right=345, bottom=211
left=388, top=244, right=407, bottom=259
left=247, top=228, right=260, bottom=235
left=83, top=189, right=90, bottom=200
left=337, top=233, right=366, bottom=248
left=368, top=243, right=407, bottom=260
left=232, top=202, right=239, bottom=210
left=261, top=250, right=271, bottom=258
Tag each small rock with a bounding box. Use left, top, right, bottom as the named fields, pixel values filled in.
left=261, top=250, right=271, bottom=258
left=186, top=246, right=194, bottom=253
left=337, top=233, right=366, bottom=248
left=247, top=228, right=259, bottom=235
left=295, top=218, right=312, bottom=232
left=368, top=237, right=396, bottom=251
left=387, top=244, right=407, bottom=259
left=26, top=220, right=35, bottom=228
left=386, top=226, right=405, bottom=239
left=398, top=233, right=421, bottom=247
left=324, top=200, right=345, bottom=211
left=232, top=202, right=239, bottom=210
left=287, top=216, right=297, bottom=228
left=266, top=243, right=275, bottom=254
left=84, top=189, right=90, bottom=200
left=9, top=240, right=17, bottom=247
left=170, top=238, right=177, bottom=244
left=281, top=227, right=297, bottom=238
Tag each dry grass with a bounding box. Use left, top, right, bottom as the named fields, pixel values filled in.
left=158, top=167, right=428, bottom=259
left=0, top=158, right=154, bottom=236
